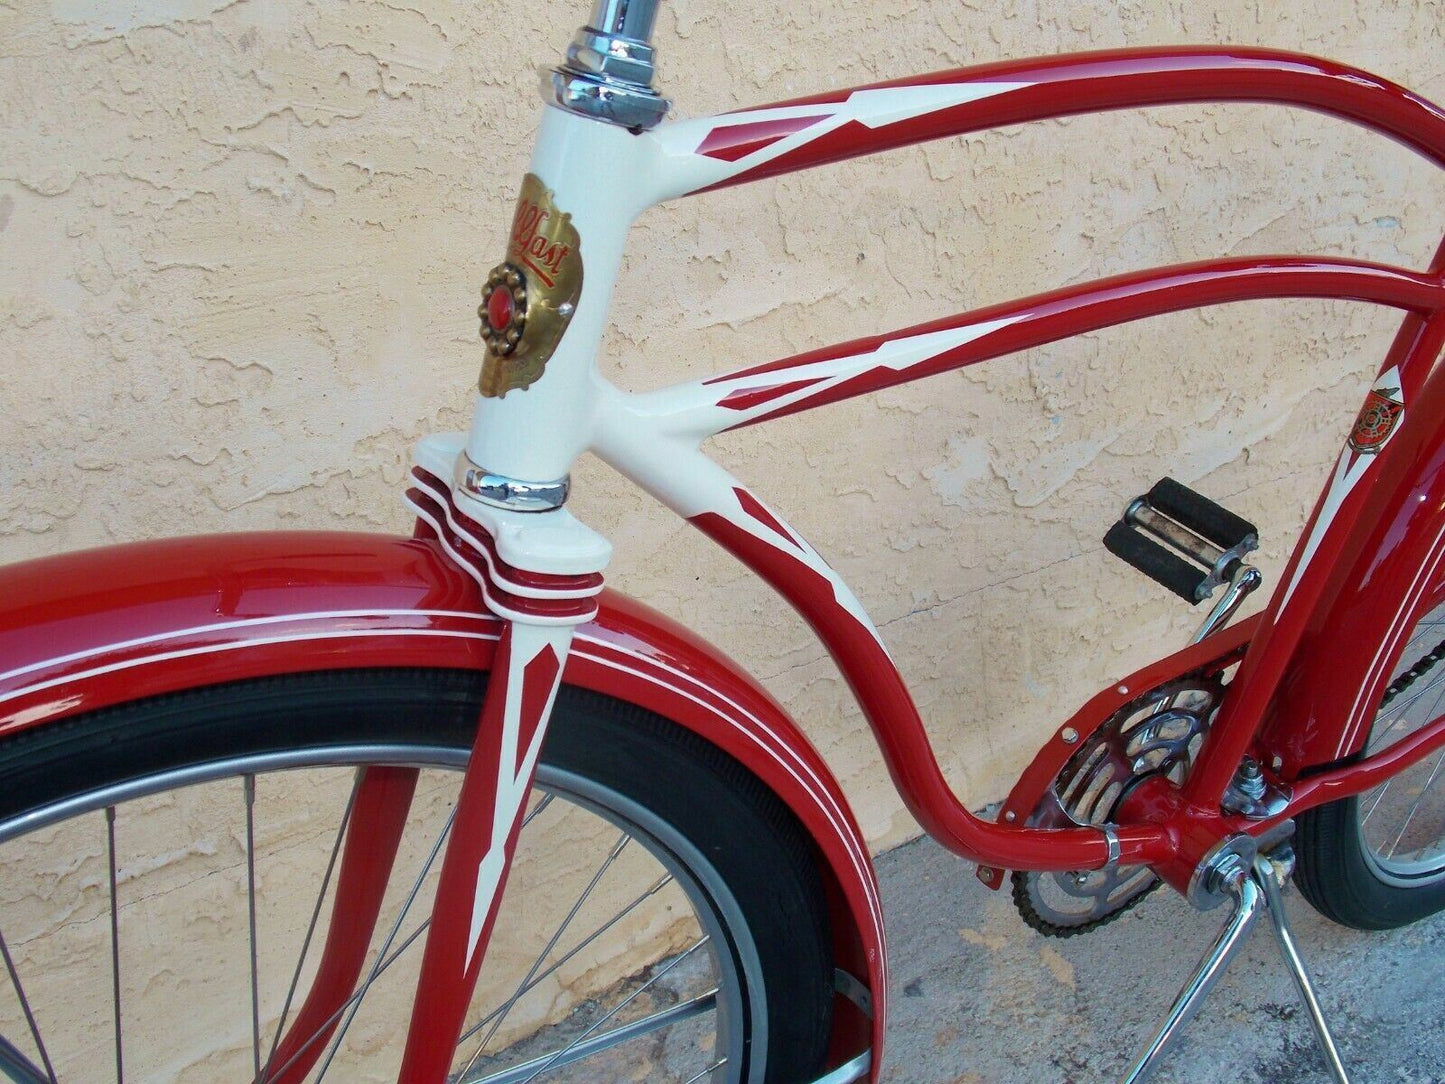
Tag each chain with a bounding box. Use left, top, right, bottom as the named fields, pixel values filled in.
left=1381, top=635, right=1445, bottom=707
left=1012, top=643, right=1445, bottom=939
left=1010, top=868, right=1160, bottom=938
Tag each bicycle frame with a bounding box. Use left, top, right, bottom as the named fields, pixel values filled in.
left=396, top=40, right=1445, bottom=1083
left=457, top=46, right=1445, bottom=849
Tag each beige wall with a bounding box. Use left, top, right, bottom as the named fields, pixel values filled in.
left=3, top=0, right=1444, bottom=855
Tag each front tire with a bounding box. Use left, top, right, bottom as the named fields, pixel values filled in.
left=0, top=670, right=834, bottom=1083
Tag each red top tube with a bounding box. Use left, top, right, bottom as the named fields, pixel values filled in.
left=696, top=47, right=1445, bottom=192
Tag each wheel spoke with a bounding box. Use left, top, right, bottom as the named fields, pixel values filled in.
left=1360, top=777, right=1393, bottom=828
left=0, top=928, right=56, bottom=1084
left=1378, top=663, right=1445, bottom=862
left=1420, top=665, right=1445, bottom=732
left=107, top=805, right=124, bottom=1084
left=683, top=1056, right=729, bottom=1084
left=256, top=920, right=432, bottom=1084
left=1350, top=600, right=1445, bottom=891
left=1389, top=658, right=1445, bottom=715
left=1364, top=654, right=1445, bottom=836
left=522, top=794, right=555, bottom=830
left=459, top=831, right=633, bottom=1076
left=1367, top=714, right=1414, bottom=755
left=513, top=936, right=711, bottom=1084
left=1386, top=748, right=1445, bottom=859
left=244, top=774, right=262, bottom=1082
left=465, top=990, right=718, bottom=1084
left=311, top=804, right=457, bottom=1081
left=456, top=874, right=675, bottom=1048
left=0, top=683, right=754, bottom=1084
left=259, top=771, right=362, bottom=1081
left=1369, top=667, right=1445, bottom=753
left=1399, top=619, right=1445, bottom=660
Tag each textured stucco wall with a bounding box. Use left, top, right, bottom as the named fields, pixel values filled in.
left=2, top=0, right=1444, bottom=1070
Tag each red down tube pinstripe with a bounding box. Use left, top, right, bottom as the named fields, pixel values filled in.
left=691, top=503, right=1176, bottom=872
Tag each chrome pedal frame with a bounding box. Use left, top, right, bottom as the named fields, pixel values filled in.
left=1122, top=848, right=1350, bottom=1083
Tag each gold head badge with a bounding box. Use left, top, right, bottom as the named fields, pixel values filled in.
left=478, top=173, right=584, bottom=397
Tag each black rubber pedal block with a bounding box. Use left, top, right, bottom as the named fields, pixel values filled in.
left=1104, top=521, right=1208, bottom=603
left=1146, top=477, right=1258, bottom=551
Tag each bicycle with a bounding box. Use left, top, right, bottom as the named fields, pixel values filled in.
left=2, top=1, right=1445, bottom=1081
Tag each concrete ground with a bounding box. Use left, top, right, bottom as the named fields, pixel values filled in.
left=873, top=834, right=1445, bottom=1084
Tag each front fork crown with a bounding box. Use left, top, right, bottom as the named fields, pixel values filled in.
left=394, top=442, right=610, bottom=1083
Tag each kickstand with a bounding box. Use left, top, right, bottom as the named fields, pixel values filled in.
left=1119, top=849, right=1350, bottom=1083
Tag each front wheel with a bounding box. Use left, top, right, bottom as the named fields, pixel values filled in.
left=0, top=670, right=834, bottom=1083
left=1296, top=599, right=1445, bottom=930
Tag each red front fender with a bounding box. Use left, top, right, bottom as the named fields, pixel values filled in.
left=0, top=530, right=884, bottom=1078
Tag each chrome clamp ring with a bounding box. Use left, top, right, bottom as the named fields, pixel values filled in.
left=454, top=456, right=570, bottom=513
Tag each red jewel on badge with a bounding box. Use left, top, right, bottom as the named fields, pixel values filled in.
left=478, top=263, right=528, bottom=357
left=486, top=284, right=514, bottom=332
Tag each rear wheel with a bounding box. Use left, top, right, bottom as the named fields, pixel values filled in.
left=1297, top=599, right=1445, bottom=930
left=0, top=670, right=833, bottom=1083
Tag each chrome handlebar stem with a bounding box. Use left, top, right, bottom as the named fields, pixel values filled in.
left=548, top=0, right=670, bottom=130
left=587, top=0, right=661, bottom=43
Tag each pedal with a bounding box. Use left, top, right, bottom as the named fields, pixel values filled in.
left=1104, top=478, right=1258, bottom=604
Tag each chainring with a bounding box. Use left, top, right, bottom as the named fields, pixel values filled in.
left=1012, top=677, right=1224, bottom=937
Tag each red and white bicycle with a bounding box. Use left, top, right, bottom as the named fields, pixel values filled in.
left=4, top=2, right=1445, bottom=1082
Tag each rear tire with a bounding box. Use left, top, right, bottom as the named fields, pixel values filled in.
left=1296, top=599, right=1445, bottom=930
left=1296, top=796, right=1445, bottom=930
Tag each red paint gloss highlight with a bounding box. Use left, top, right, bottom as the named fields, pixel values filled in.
left=691, top=47, right=1445, bottom=194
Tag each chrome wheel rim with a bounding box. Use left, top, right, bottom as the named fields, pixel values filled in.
left=0, top=746, right=761, bottom=1084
